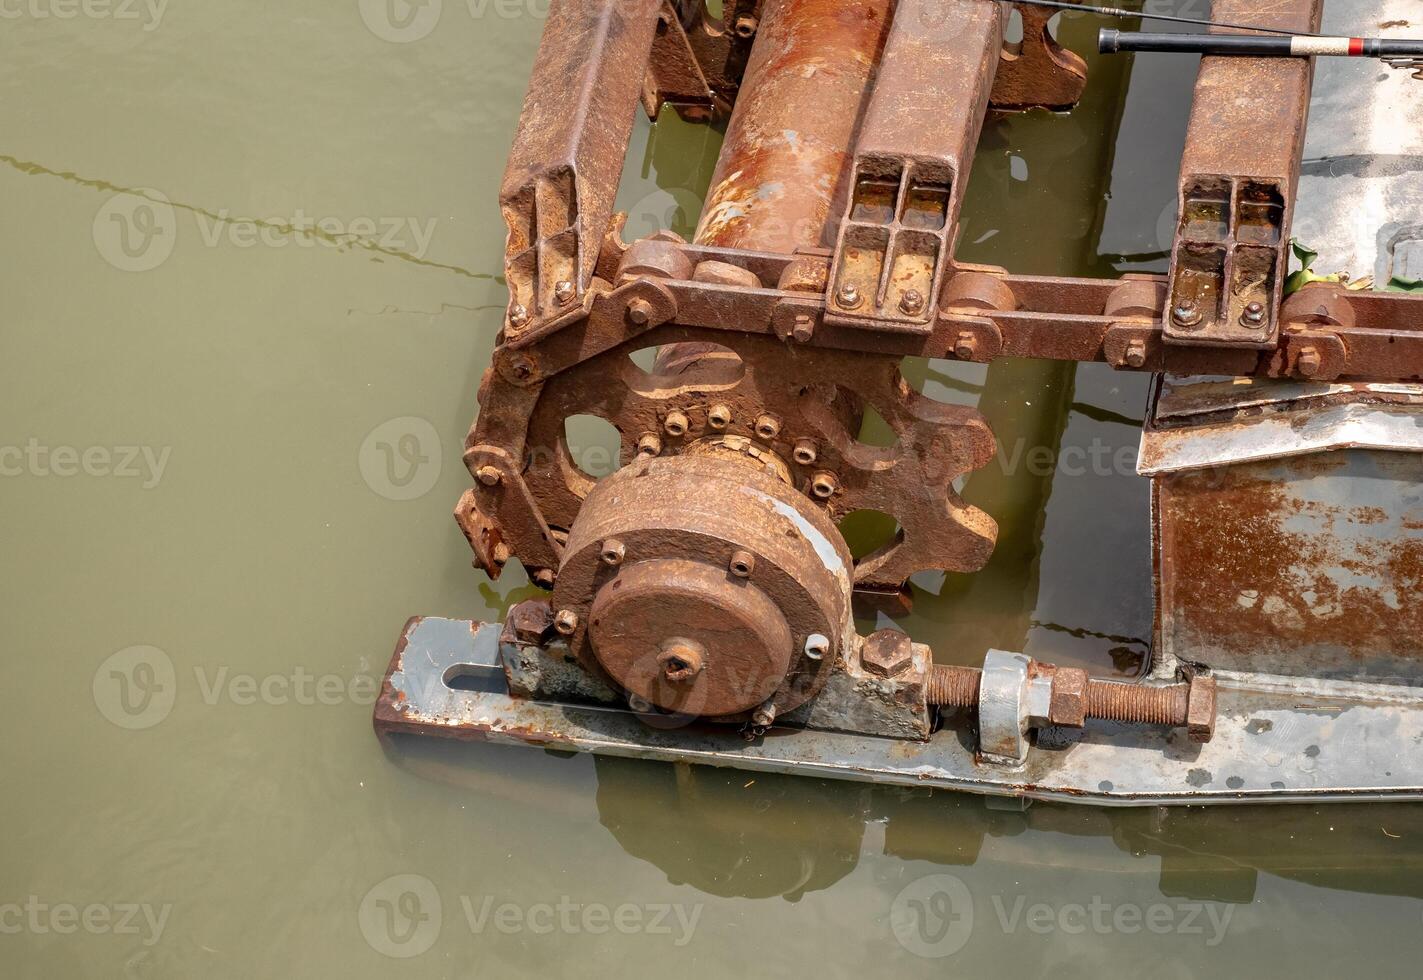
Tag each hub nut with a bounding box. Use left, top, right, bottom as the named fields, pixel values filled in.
left=729, top=550, right=755, bottom=578
left=664, top=411, right=689, bottom=437
left=708, top=404, right=732, bottom=429
left=811, top=471, right=838, bottom=499
left=554, top=609, right=579, bottom=635
left=754, top=415, right=781, bottom=441
left=637, top=433, right=661, bottom=457
left=792, top=439, right=818, bottom=465
left=600, top=538, right=626, bottom=566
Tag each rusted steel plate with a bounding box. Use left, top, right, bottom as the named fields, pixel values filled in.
left=1146, top=377, right=1423, bottom=685
left=1163, top=0, right=1322, bottom=349
left=499, top=0, right=661, bottom=331
left=825, top=0, right=1002, bottom=332
left=375, top=618, right=1423, bottom=805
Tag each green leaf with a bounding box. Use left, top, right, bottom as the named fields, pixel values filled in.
left=1387, top=274, right=1423, bottom=293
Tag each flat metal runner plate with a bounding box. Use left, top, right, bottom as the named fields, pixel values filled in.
left=376, top=618, right=1423, bottom=807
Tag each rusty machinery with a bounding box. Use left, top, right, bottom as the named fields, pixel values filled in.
left=375, top=0, right=1423, bottom=804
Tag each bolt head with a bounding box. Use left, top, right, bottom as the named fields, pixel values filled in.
left=729, top=550, right=756, bottom=578
left=664, top=410, right=689, bottom=437
left=898, top=289, right=925, bottom=316
left=554, top=280, right=576, bottom=305
left=509, top=354, right=536, bottom=381
left=810, top=471, right=838, bottom=499
left=657, top=640, right=705, bottom=683
left=553, top=609, right=579, bottom=635
left=1297, top=345, right=1323, bottom=377
left=509, top=600, right=554, bottom=644
left=792, top=314, right=814, bottom=343
left=750, top=703, right=777, bottom=728
left=754, top=414, right=781, bottom=440
left=836, top=282, right=862, bottom=310
left=1124, top=338, right=1147, bottom=369
left=792, top=439, right=818, bottom=465
left=508, top=302, right=529, bottom=328
left=1186, top=675, right=1218, bottom=743
left=954, top=331, right=979, bottom=361
left=532, top=569, right=556, bottom=589
left=626, top=297, right=654, bottom=326
left=733, top=14, right=758, bottom=37
left=707, top=404, right=731, bottom=430
left=637, top=433, right=661, bottom=457
left=476, top=465, right=502, bottom=487
left=861, top=630, right=912, bottom=677
left=600, top=538, right=626, bottom=566
left=1171, top=299, right=1203, bottom=327
left=804, top=633, right=830, bottom=661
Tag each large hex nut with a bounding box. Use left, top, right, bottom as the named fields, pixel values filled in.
left=862, top=630, right=913, bottom=677
left=1048, top=667, right=1088, bottom=728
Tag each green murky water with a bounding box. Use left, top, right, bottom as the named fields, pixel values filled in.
left=2, top=6, right=1420, bottom=978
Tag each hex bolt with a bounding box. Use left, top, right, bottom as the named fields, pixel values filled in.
left=729, top=550, right=756, bottom=578
left=708, top=404, right=732, bottom=430
left=1297, top=345, right=1323, bottom=377
left=810, top=471, right=838, bottom=499
left=804, top=633, right=831, bottom=662
left=554, top=279, right=576, bottom=305
left=898, top=289, right=925, bottom=316
left=492, top=542, right=511, bottom=567
left=862, top=629, right=912, bottom=676
left=836, top=282, right=863, bottom=310
left=954, top=331, right=979, bottom=361
left=664, top=410, right=689, bottom=437
left=657, top=640, right=705, bottom=683
left=1240, top=300, right=1266, bottom=327
left=1124, top=338, right=1147, bottom=369
left=626, top=297, right=654, bottom=326
left=1171, top=299, right=1202, bottom=327
left=637, top=433, right=662, bottom=457
left=751, top=702, right=777, bottom=728
left=925, top=664, right=1217, bottom=742
left=507, top=302, right=529, bottom=328
left=476, top=465, right=502, bottom=487
left=792, top=439, right=818, bottom=465
left=791, top=314, right=815, bottom=343
left=733, top=14, right=758, bottom=37
left=600, top=538, right=626, bottom=566
left=553, top=609, right=579, bottom=635
left=754, top=414, right=781, bottom=440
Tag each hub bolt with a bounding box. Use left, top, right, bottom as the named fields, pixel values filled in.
left=600, top=538, right=626, bottom=566
left=754, top=414, right=781, bottom=441
left=729, top=550, right=756, bottom=578
left=554, top=609, right=579, bottom=635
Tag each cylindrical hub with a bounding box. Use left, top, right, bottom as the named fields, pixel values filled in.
left=694, top=0, right=895, bottom=253
left=551, top=449, right=854, bottom=721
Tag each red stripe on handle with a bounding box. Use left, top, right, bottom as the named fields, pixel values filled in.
left=1349, top=37, right=1365, bottom=56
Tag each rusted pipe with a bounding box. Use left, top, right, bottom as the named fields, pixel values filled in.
left=693, top=0, right=895, bottom=253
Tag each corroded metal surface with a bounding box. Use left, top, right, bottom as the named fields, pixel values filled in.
left=375, top=618, right=1423, bottom=805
